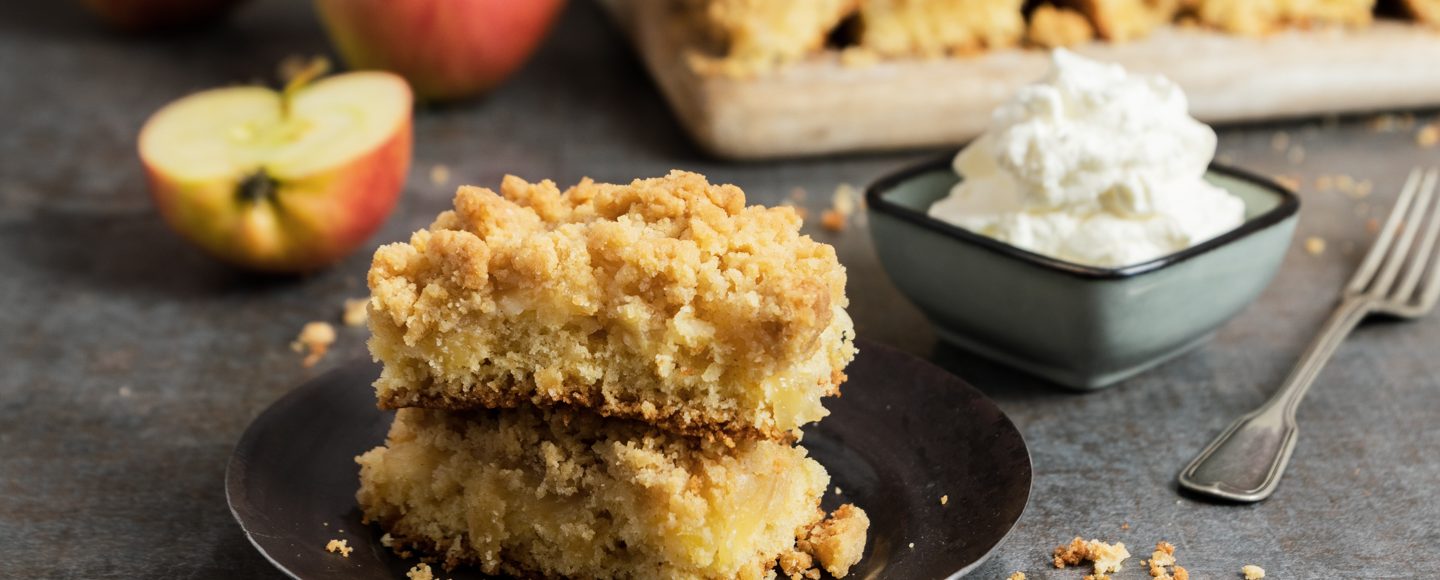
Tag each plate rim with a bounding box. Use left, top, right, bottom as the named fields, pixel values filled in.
left=225, top=339, right=1032, bottom=580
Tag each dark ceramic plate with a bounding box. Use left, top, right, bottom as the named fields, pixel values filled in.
left=226, top=339, right=1031, bottom=579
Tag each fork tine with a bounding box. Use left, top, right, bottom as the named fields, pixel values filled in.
left=1393, top=169, right=1440, bottom=304
left=1372, top=170, right=1437, bottom=299
left=1348, top=168, right=1425, bottom=295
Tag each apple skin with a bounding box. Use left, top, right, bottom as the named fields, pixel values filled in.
left=314, top=0, right=566, bottom=102
left=144, top=128, right=410, bottom=273
left=81, top=0, right=251, bottom=33
left=140, top=77, right=413, bottom=274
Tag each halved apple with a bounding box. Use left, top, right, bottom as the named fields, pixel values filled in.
left=139, top=69, right=412, bottom=273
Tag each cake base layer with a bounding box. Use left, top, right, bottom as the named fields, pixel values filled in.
left=356, top=407, right=868, bottom=579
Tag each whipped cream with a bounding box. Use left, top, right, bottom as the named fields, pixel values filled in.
left=928, top=50, right=1245, bottom=268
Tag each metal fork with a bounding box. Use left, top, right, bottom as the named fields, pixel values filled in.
left=1178, top=167, right=1440, bottom=503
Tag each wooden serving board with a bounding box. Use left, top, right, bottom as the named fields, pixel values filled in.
left=602, top=1, right=1440, bottom=160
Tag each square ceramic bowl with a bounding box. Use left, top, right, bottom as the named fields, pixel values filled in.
left=866, top=156, right=1300, bottom=390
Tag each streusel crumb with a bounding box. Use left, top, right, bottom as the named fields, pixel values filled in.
left=1008, top=572, right=1027, bottom=580
left=405, top=563, right=433, bottom=580
left=324, top=538, right=352, bottom=557
left=342, top=298, right=369, bottom=327
left=1242, top=564, right=1266, bottom=579
left=292, top=321, right=335, bottom=368
left=1146, top=541, right=1188, bottom=580
left=368, top=171, right=856, bottom=441
left=799, top=503, right=870, bottom=578
left=1054, top=537, right=1130, bottom=576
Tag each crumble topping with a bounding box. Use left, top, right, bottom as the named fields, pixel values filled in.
left=367, top=170, right=855, bottom=440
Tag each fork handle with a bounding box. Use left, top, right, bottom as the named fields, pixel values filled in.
left=1178, top=297, right=1371, bottom=502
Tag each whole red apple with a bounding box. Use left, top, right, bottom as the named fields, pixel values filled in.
left=314, top=0, right=566, bottom=102
left=81, top=0, right=251, bottom=33
left=138, top=65, right=413, bottom=273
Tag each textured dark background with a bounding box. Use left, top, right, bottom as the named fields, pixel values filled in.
left=2, top=1, right=1438, bottom=578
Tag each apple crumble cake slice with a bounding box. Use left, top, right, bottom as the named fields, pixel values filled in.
left=356, top=407, right=869, bottom=579
left=857, top=0, right=1026, bottom=57
left=367, top=170, right=856, bottom=441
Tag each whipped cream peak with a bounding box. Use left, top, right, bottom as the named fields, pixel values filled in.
left=932, top=50, right=1244, bottom=268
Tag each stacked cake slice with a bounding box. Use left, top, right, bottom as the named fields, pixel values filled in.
left=357, top=171, right=869, bottom=579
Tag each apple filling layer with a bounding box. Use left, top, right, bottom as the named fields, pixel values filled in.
left=357, top=407, right=866, bottom=580
left=366, top=171, right=857, bottom=441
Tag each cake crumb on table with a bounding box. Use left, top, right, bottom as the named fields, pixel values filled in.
left=1417, top=123, right=1439, bottom=148
left=1242, top=564, right=1266, bottom=579
left=342, top=298, right=369, bottom=327
left=324, top=538, right=352, bottom=558
left=1053, top=537, right=1130, bottom=577
left=940, top=494, right=948, bottom=505
left=1007, top=572, right=1026, bottom=580
left=406, top=563, right=434, bottom=580
left=1305, top=237, right=1327, bottom=256
left=430, top=163, right=451, bottom=186
left=819, top=183, right=858, bottom=232
left=291, top=321, right=336, bottom=368
left=1272, top=174, right=1300, bottom=192
left=1271, top=131, right=1289, bottom=152
left=1146, top=541, right=1188, bottom=580
left=832, top=183, right=857, bottom=217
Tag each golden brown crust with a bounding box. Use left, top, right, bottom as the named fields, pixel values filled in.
left=367, top=170, right=856, bottom=442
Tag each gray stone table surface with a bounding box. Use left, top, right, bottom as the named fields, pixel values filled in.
left=2, top=1, right=1438, bottom=578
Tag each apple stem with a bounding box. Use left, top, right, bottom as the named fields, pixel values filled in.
left=280, top=56, right=331, bottom=119
left=238, top=170, right=279, bottom=204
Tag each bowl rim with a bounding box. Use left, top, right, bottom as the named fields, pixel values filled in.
left=864, top=154, right=1301, bottom=281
